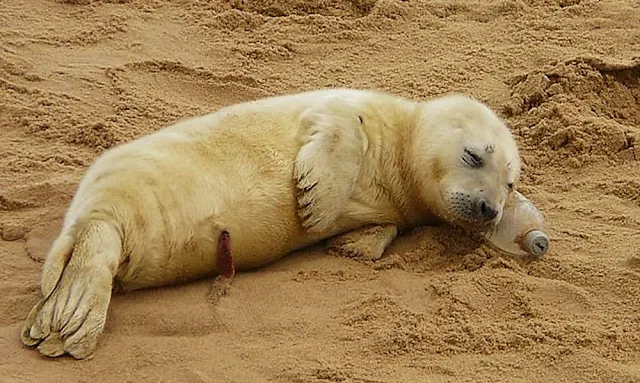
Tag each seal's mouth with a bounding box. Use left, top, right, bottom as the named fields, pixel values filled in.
left=440, top=191, right=501, bottom=234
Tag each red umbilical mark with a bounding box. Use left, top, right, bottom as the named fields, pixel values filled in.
left=217, top=229, right=235, bottom=279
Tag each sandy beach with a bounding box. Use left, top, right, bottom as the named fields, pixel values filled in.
left=0, top=0, right=639, bottom=382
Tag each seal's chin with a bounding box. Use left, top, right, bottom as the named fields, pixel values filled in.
left=452, top=215, right=497, bottom=235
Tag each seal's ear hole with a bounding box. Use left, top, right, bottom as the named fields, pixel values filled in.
left=507, top=182, right=514, bottom=190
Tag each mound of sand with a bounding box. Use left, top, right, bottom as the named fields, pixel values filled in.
left=504, top=56, right=639, bottom=168
left=1, top=0, right=639, bottom=382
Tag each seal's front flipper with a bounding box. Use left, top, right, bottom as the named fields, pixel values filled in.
left=327, top=224, right=398, bottom=261
left=294, top=96, right=369, bottom=234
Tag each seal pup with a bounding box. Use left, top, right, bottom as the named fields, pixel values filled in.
left=21, top=88, right=520, bottom=359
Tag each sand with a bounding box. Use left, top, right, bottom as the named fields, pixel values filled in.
left=1, top=0, right=639, bottom=382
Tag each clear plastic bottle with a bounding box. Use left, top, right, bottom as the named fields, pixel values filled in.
left=483, top=191, right=550, bottom=257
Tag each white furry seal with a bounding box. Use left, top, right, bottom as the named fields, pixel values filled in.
left=21, top=88, right=521, bottom=359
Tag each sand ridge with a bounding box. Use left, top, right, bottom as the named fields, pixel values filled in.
left=1, top=0, right=639, bottom=382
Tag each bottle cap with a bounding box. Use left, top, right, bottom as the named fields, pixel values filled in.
left=522, top=230, right=550, bottom=256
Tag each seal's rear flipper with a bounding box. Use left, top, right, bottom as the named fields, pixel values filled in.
left=21, top=232, right=75, bottom=347
left=22, top=220, right=121, bottom=359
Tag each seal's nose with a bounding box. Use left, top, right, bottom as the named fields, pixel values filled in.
left=477, top=198, right=498, bottom=221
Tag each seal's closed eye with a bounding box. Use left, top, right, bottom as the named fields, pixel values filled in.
left=462, top=148, right=483, bottom=168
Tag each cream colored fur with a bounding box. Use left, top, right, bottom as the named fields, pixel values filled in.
left=21, top=88, right=520, bottom=359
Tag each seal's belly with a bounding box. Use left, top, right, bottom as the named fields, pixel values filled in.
left=97, top=101, right=315, bottom=290
left=117, top=202, right=309, bottom=290
left=112, top=162, right=311, bottom=290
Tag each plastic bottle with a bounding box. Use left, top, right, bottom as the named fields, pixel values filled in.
left=483, top=191, right=550, bottom=257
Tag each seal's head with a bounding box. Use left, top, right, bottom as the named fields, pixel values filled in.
left=412, top=94, right=521, bottom=230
